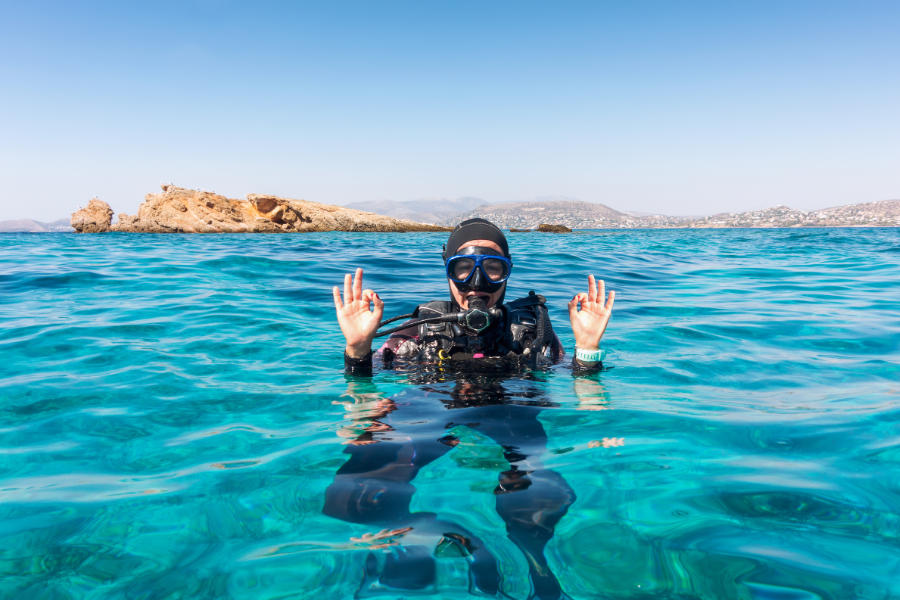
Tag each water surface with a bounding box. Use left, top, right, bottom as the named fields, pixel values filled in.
left=1, top=229, right=899, bottom=599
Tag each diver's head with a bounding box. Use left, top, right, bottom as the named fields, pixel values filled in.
left=443, top=218, right=512, bottom=310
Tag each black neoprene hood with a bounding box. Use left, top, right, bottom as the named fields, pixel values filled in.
left=442, top=218, right=510, bottom=261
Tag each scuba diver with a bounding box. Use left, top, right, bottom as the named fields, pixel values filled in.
left=327, top=218, right=615, bottom=599
left=334, top=217, right=615, bottom=374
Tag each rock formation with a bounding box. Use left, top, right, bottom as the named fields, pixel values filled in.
left=73, top=186, right=449, bottom=233
left=71, top=198, right=114, bottom=233
left=537, top=223, right=572, bottom=233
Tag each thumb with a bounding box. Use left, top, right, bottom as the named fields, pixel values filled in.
left=567, top=294, right=579, bottom=322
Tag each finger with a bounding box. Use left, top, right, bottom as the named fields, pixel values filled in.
left=568, top=294, right=580, bottom=321
left=373, top=292, right=384, bottom=320
left=570, top=292, right=588, bottom=311
left=332, top=286, right=343, bottom=311
left=606, top=289, right=616, bottom=311
left=353, top=267, right=363, bottom=301
left=598, top=278, right=605, bottom=305
left=588, top=274, right=597, bottom=302
left=343, top=273, right=352, bottom=305
left=361, top=288, right=375, bottom=307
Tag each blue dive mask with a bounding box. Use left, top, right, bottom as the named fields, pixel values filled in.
left=445, top=246, right=512, bottom=294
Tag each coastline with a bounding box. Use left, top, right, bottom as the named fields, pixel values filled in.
left=5, top=193, right=900, bottom=233
left=69, top=186, right=450, bottom=234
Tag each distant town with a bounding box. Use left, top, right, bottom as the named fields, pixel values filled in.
left=384, top=197, right=900, bottom=229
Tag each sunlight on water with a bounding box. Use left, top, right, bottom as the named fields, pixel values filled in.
left=1, top=229, right=899, bottom=599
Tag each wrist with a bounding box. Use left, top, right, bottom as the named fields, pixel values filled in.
left=344, top=348, right=374, bottom=376
left=575, top=347, right=605, bottom=362
left=345, top=344, right=372, bottom=359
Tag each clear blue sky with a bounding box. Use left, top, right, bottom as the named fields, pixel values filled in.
left=1, top=0, right=898, bottom=220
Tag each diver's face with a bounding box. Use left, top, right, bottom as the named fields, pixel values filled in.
left=448, top=239, right=507, bottom=309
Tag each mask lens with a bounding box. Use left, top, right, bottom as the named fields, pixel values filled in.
left=481, top=258, right=509, bottom=282
left=448, top=257, right=476, bottom=282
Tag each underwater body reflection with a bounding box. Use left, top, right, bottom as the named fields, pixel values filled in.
left=324, top=369, right=605, bottom=600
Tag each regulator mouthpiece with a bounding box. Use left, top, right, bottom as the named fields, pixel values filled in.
left=458, top=297, right=500, bottom=333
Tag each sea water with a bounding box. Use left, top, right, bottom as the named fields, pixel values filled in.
left=1, top=229, right=898, bottom=599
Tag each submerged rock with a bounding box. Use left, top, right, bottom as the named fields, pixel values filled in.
left=72, top=186, right=449, bottom=233
left=71, top=198, right=114, bottom=233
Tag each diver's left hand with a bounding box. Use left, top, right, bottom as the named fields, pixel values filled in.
left=568, top=274, right=615, bottom=350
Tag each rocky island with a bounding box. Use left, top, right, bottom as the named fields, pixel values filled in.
left=71, top=186, right=449, bottom=233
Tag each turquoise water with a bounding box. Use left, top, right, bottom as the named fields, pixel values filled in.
left=2, top=229, right=899, bottom=599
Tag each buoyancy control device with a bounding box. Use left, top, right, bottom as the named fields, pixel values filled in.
left=375, top=291, right=560, bottom=365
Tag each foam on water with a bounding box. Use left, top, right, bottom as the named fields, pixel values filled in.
left=1, top=229, right=899, bottom=599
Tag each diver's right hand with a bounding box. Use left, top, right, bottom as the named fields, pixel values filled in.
left=333, top=268, right=384, bottom=358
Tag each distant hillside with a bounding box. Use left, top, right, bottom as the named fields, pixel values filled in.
left=689, top=199, right=900, bottom=228
left=451, top=199, right=900, bottom=229
left=0, top=218, right=73, bottom=232
left=343, top=197, right=487, bottom=225
left=452, top=200, right=688, bottom=228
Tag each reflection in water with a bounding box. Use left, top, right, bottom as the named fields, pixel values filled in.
left=325, top=373, right=580, bottom=599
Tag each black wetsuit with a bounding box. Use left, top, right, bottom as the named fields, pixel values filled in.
left=327, top=296, right=601, bottom=599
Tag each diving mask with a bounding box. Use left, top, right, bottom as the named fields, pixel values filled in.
left=445, top=247, right=512, bottom=293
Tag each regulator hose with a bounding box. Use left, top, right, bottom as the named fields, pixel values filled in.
left=374, top=297, right=502, bottom=338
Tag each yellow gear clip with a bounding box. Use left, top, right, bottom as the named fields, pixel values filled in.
left=438, top=348, right=451, bottom=361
